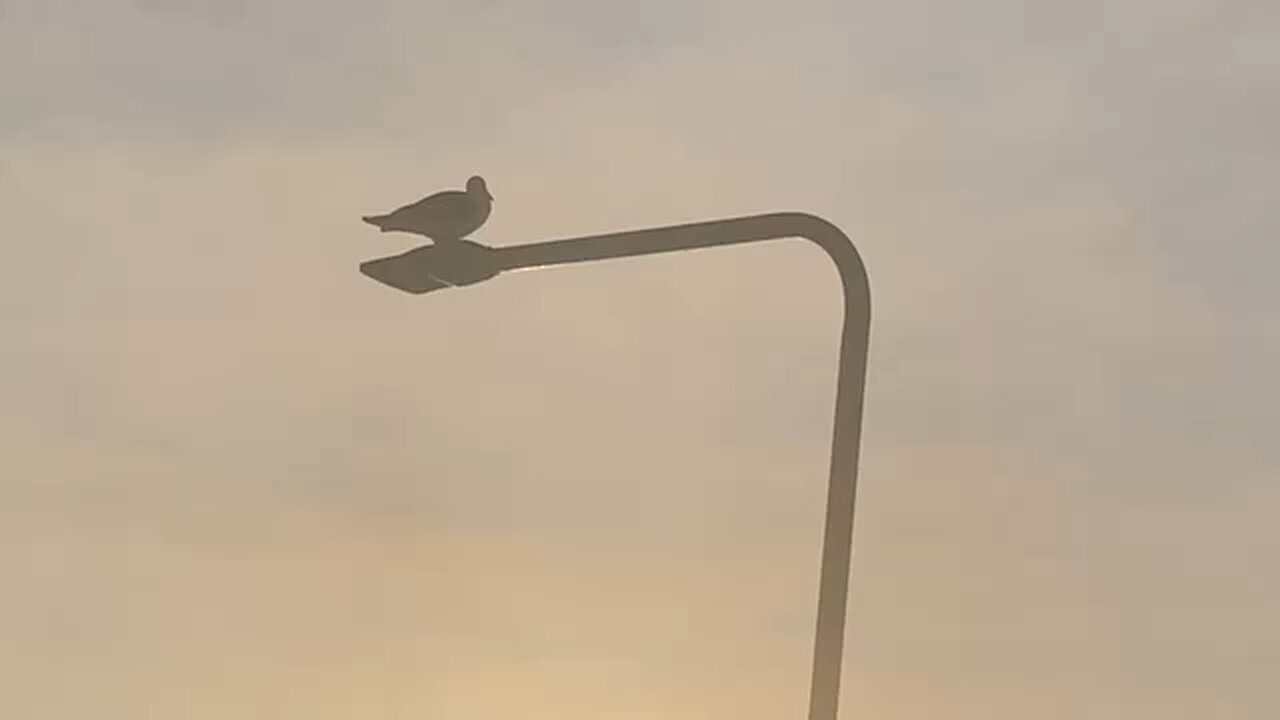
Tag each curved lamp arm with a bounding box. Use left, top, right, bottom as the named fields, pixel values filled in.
left=361, top=212, right=871, bottom=720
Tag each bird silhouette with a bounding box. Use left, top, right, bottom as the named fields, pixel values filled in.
left=362, top=175, right=493, bottom=243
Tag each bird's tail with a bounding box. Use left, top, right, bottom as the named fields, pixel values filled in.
left=362, top=214, right=391, bottom=231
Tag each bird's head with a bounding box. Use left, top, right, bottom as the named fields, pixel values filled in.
left=466, top=175, right=494, bottom=202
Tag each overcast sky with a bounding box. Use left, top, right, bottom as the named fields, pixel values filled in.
left=2, top=1, right=1278, bottom=718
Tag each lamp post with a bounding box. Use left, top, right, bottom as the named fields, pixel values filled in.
left=360, top=212, right=871, bottom=720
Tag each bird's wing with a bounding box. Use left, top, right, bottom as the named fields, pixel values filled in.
left=401, top=191, right=474, bottom=221
left=396, top=189, right=452, bottom=212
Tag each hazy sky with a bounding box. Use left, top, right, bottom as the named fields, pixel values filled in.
left=3, top=1, right=1278, bottom=718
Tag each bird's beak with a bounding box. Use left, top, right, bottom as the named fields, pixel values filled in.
left=488, top=191, right=495, bottom=201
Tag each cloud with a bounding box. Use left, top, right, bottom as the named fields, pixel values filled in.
left=3, top=1, right=1278, bottom=717
left=131, top=0, right=248, bottom=25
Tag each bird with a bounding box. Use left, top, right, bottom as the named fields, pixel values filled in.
left=362, top=175, right=493, bottom=243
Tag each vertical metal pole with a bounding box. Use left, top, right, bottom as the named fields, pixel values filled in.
left=364, top=212, right=872, bottom=719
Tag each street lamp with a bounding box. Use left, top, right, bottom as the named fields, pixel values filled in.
left=360, top=211, right=871, bottom=720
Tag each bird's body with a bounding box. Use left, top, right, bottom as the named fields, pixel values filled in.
left=363, top=176, right=493, bottom=243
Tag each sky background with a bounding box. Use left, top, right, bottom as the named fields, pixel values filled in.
left=2, top=0, right=1278, bottom=718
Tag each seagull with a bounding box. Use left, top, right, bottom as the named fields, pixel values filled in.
left=362, top=175, right=493, bottom=243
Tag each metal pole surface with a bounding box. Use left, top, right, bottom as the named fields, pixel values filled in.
left=489, top=212, right=871, bottom=720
